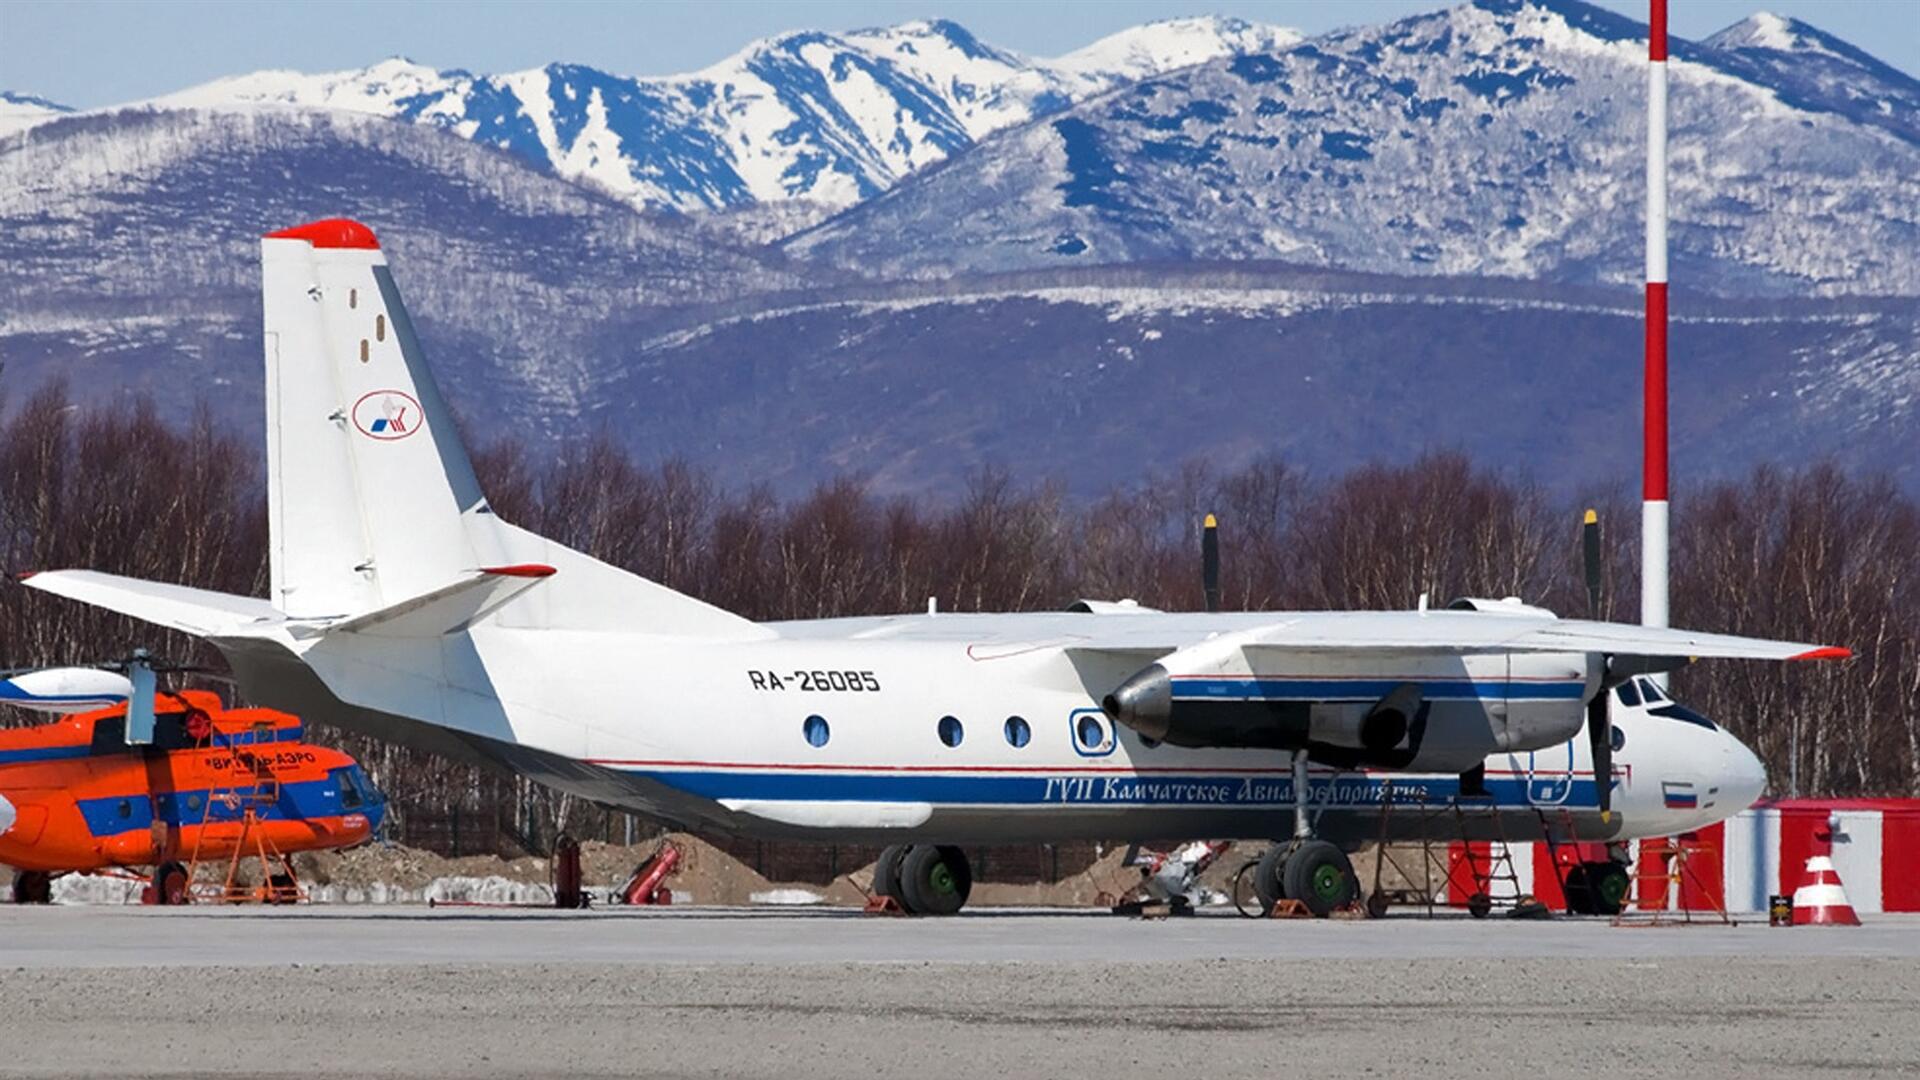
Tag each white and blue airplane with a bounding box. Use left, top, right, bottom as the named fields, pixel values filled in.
left=23, top=219, right=1848, bottom=916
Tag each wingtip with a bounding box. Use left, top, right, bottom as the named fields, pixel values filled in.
left=1789, top=646, right=1852, bottom=661
left=1583, top=509, right=1598, bottom=525
left=1203, top=513, right=1217, bottom=529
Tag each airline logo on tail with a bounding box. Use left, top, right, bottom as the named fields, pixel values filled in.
left=352, top=390, right=422, bottom=440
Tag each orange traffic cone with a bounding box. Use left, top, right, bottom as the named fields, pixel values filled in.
left=1790, top=855, right=1861, bottom=926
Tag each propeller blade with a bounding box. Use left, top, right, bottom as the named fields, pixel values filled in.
left=1202, top=513, right=1221, bottom=614
left=1582, top=509, right=1603, bottom=619
left=1587, top=685, right=1613, bottom=821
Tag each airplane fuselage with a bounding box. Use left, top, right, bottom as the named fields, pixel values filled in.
left=232, top=611, right=1764, bottom=848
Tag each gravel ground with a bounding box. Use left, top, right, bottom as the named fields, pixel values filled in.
left=2, top=957, right=1915, bottom=1079
left=2, top=910, right=1916, bottom=1079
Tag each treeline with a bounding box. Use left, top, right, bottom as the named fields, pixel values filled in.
left=2, top=384, right=1915, bottom=852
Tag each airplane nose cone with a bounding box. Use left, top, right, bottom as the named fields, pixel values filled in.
left=0, top=793, right=15, bottom=837
left=1721, top=731, right=1768, bottom=813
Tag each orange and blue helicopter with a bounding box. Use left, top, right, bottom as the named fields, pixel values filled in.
left=1, top=666, right=384, bottom=904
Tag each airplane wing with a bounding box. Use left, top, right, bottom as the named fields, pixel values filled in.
left=1062, top=610, right=1846, bottom=663
left=20, top=570, right=282, bottom=637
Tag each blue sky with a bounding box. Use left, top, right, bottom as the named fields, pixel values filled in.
left=3, top=0, right=1913, bottom=109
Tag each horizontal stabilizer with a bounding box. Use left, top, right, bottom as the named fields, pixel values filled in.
left=21, top=571, right=281, bottom=637
left=326, top=565, right=556, bottom=638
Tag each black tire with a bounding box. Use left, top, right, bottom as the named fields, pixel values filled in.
left=1229, top=860, right=1267, bottom=918
left=12, top=870, right=52, bottom=904
left=1586, top=861, right=1631, bottom=916
left=1467, top=892, right=1493, bottom=919
left=1253, top=844, right=1291, bottom=913
left=898, top=844, right=972, bottom=916
left=1365, top=890, right=1390, bottom=919
left=154, top=862, right=189, bottom=906
left=1562, top=864, right=1595, bottom=915
left=1282, top=840, right=1358, bottom=917
left=873, top=844, right=909, bottom=907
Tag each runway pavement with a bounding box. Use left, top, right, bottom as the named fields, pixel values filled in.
left=1, top=908, right=1916, bottom=1079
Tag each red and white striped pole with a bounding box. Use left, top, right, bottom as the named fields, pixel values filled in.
left=1643, top=0, right=1669, bottom=657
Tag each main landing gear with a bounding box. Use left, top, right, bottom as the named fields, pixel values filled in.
left=871, top=844, right=973, bottom=915
left=1244, top=839, right=1361, bottom=918
left=1240, top=750, right=1360, bottom=918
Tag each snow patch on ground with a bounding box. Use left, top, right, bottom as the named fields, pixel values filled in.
left=749, top=888, right=827, bottom=906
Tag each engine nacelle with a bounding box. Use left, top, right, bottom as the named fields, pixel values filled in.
left=1102, top=653, right=1593, bottom=773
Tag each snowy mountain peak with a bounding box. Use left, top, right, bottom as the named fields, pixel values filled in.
left=31, top=17, right=1295, bottom=217
left=1057, top=16, right=1304, bottom=78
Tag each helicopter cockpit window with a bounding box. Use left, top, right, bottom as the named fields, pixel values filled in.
left=1614, top=681, right=1643, bottom=708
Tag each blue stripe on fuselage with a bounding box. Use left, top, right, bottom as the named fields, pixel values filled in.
left=624, top=767, right=1601, bottom=810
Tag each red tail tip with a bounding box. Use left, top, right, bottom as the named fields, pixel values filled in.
left=482, top=564, right=557, bottom=579
left=1790, top=646, right=1852, bottom=662
left=264, top=218, right=380, bottom=250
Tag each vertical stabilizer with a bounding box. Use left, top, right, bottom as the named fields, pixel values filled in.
left=259, top=219, right=764, bottom=640
left=262, top=219, right=496, bottom=616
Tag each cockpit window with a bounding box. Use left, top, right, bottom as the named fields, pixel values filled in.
left=1614, top=681, right=1642, bottom=708
left=1640, top=679, right=1668, bottom=703
left=331, top=767, right=365, bottom=810
left=1649, top=702, right=1718, bottom=731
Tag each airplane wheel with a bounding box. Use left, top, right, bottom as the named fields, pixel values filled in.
left=1365, top=890, right=1390, bottom=919
left=1283, top=840, right=1358, bottom=917
left=873, top=845, right=909, bottom=909
left=1252, top=844, right=1291, bottom=913
left=1229, top=860, right=1267, bottom=918
left=154, top=862, right=189, bottom=906
left=1467, top=892, right=1493, bottom=919
left=12, top=871, right=52, bottom=904
left=899, top=845, right=972, bottom=916
left=1586, top=861, right=1631, bottom=916
left=1562, top=865, right=1595, bottom=915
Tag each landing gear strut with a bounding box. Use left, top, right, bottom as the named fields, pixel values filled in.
left=872, top=844, right=973, bottom=916
left=1244, top=752, right=1361, bottom=917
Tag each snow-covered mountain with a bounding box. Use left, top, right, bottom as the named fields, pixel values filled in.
left=0, top=91, right=72, bottom=138
left=100, top=17, right=1298, bottom=214
left=0, top=107, right=808, bottom=427
left=788, top=0, right=1920, bottom=297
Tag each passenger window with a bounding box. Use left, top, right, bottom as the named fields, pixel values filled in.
left=376, top=314, right=387, bottom=342
left=803, top=714, right=830, bottom=748
left=938, top=716, right=964, bottom=747
left=1615, top=681, right=1642, bottom=707
left=349, top=288, right=357, bottom=309
left=1075, top=713, right=1113, bottom=755
left=1004, top=716, right=1030, bottom=748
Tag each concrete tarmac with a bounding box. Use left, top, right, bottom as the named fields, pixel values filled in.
left=2, top=907, right=1916, bottom=1079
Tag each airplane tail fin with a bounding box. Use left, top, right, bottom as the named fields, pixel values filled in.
left=260, top=219, right=761, bottom=638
